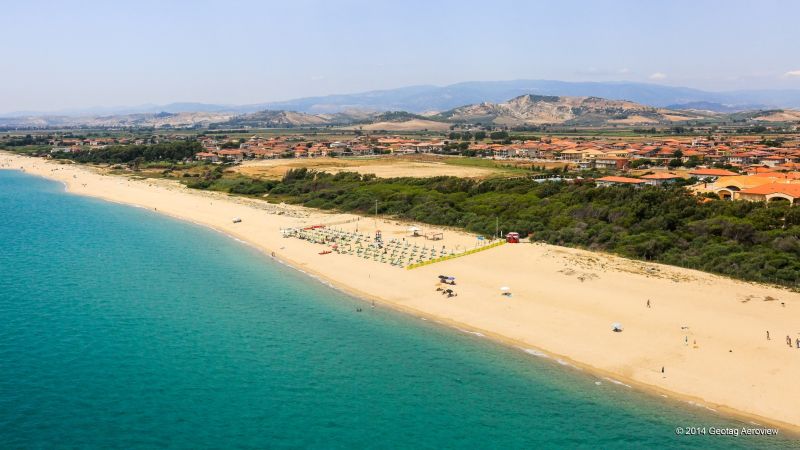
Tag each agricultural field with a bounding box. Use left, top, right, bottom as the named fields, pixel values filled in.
left=232, top=155, right=527, bottom=179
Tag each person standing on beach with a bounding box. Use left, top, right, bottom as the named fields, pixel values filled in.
left=796, top=338, right=800, bottom=349
left=788, top=335, right=793, bottom=347
left=646, top=299, right=651, bottom=308
left=766, top=330, right=770, bottom=340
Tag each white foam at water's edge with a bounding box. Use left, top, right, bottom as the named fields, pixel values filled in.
left=556, top=358, right=582, bottom=370
left=602, top=377, right=632, bottom=388
left=521, top=348, right=550, bottom=359
left=455, top=328, right=485, bottom=338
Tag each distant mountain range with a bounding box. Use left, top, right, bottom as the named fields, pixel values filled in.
left=4, top=80, right=800, bottom=120
left=3, top=89, right=800, bottom=130
left=4, top=93, right=800, bottom=130
left=252, top=80, right=800, bottom=114
left=180, top=95, right=800, bottom=130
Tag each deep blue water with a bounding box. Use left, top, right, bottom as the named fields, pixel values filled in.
left=0, top=170, right=795, bottom=449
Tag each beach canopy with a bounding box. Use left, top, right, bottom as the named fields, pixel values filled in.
left=612, top=322, right=624, bottom=331
left=500, top=286, right=511, bottom=292
left=408, top=226, right=421, bottom=232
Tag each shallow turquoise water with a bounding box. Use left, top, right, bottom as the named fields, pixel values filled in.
left=0, top=170, right=795, bottom=449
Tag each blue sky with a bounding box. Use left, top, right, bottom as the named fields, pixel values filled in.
left=2, top=0, right=799, bottom=113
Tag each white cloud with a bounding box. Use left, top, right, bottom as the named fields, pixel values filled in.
left=784, top=70, right=800, bottom=77
left=649, top=72, right=667, bottom=80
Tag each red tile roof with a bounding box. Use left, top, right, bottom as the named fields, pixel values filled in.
left=596, top=176, right=646, bottom=184
left=689, top=168, right=738, bottom=176
left=641, top=173, right=682, bottom=180
left=740, top=183, right=800, bottom=197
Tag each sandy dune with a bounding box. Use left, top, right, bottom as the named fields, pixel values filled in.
left=3, top=152, right=800, bottom=433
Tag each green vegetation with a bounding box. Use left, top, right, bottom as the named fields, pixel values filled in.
left=438, top=157, right=531, bottom=175
left=52, top=141, right=202, bottom=165
left=187, top=169, right=800, bottom=288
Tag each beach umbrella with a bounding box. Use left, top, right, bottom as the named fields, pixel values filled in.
left=500, top=286, right=510, bottom=292
left=612, top=322, right=624, bottom=332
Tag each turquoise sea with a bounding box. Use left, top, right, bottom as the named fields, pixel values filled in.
left=0, top=170, right=795, bottom=449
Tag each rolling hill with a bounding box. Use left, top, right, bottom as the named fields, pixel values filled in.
left=434, top=95, right=711, bottom=126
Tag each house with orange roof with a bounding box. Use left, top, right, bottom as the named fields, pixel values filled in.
left=707, top=173, right=800, bottom=200
left=217, top=149, right=243, bottom=162
left=761, top=155, right=788, bottom=167
left=595, top=176, right=646, bottom=187
left=559, top=149, right=584, bottom=161
left=689, top=168, right=738, bottom=179
left=742, top=165, right=775, bottom=174
left=640, top=172, right=682, bottom=186
left=195, top=152, right=220, bottom=163
left=738, top=183, right=800, bottom=205
left=593, top=156, right=629, bottom=171
left=293, top=146, right=308, bottom=158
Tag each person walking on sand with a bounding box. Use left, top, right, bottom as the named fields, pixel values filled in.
left=647, top=299, right=651, bottom=308
left=796, top=338, right=800, bottom=349
left=788, top=335, right=793, bottom=347
left=767, top=330, right=770, bottom=340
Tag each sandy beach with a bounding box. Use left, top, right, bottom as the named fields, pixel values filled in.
left=4, top=152, right=800, bottom=432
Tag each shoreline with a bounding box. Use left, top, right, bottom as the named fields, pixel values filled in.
left=3, top=152, right=800, bottom=436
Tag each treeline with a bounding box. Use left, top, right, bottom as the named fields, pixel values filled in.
left=447, top=131, right=510, bottom=141
left=188, top=168, right=800, bottom=288
left=53, top=141, right=202, bottom=164
left=1, top=134, right=50, bottom=146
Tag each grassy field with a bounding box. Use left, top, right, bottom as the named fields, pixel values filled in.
left=232, top=155, right=530, bottom=179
